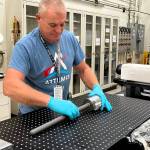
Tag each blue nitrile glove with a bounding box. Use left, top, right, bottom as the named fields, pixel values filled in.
left=48, top=96, right=80, bottom=120
left=88, top=84, right=112, bottom=112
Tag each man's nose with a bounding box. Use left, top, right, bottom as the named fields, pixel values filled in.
left=55, top=26, right=63, bottom=34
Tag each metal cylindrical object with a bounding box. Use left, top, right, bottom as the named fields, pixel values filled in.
left=88, top=95, right=101, bottom=110
left=30, top=96, right=101, bottom=135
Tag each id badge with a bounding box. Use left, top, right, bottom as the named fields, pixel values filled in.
left=54, top=85, right=63, bottom=99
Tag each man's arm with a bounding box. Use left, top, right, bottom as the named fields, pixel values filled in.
left=74, top=60, right=98, bottom=89
left=75, top=60, right=112, bottom=112
left=3, top=68, right=49, bottom=106
left=3, top=68, right=80, bottom=119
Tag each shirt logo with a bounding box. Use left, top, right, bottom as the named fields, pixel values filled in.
left=43, top=52, right=70, bottom=85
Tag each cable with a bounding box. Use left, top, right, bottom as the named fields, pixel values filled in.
left=81, top=0, right=128, bottom=12
left=83, top=0, right=150, bottom=16
left=129, top=10, right=150, bottom=16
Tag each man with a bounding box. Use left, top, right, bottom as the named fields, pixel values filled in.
left=3, top=0, right=112, bottom=119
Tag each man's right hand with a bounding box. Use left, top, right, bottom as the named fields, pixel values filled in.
left=48, top=96, right=80, bottom=120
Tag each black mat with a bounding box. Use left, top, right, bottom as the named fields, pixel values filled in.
left=0, top=94, right=150, bottom=150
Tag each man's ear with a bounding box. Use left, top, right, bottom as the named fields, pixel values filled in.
left=36, top=13, right=41, bottom=23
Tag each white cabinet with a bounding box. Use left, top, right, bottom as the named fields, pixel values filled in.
left=66, top=10, right=119, bottom=95
left=25, top=5, right=38, bottom=34
left=0, top=80, right=11, bottom=121
left=103, top=18, right=119, bottom=87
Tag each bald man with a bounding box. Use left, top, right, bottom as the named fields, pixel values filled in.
left=3, top=0, right=112, bottom=119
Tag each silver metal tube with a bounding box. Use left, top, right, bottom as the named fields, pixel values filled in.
left=30, top=103, right=90, bottom=135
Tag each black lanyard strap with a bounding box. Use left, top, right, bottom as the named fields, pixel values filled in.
left=39, top=32, right=56, bottom=65
left=39, top=32, right=60, bottom=78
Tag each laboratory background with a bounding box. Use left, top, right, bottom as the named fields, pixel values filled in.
left=0, top=0, right=150, bottom=150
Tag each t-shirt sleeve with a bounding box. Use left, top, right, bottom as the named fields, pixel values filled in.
left=8, top=43, right=30, bottom=76
left=71, top=34, right=85, bottom=66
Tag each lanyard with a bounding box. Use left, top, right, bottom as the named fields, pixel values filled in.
left=39, top=32, right=61, bottom=79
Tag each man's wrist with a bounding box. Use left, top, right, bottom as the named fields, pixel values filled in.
left=47, top=96, right=54, bottom=107
left=92, top=84, right=100, bottom=90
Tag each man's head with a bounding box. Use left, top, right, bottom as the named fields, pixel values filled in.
left=36, top=0, right=66, bottom=43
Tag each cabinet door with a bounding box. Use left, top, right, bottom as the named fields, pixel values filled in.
left=65, top=12, right=70, bottom=31
left=95, top=16, right=102, bottom=83
left=111, top=19, right=118, bottom=82
left=26, top=5, right=38, bottom=33
left=72, top=13, right=82, bottom=94
left=65, top=11, right=85, bottom=95
left=84, top=14, right=94, bottom=91
left=85, top=15, right=93, bottom=68
left=104, top=18, right=111, bottom=85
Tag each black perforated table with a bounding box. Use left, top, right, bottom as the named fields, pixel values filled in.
left=0, top=94, right=150, bottom=150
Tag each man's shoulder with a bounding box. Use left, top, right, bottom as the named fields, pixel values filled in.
left=61, top=30, right=77, bottom=43
left=16, top=28, right=39, bottom=46
left=62, top=30, right=74, bottom=37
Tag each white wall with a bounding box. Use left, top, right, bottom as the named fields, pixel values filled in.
left=5, top=0, right=23, bottom=63
left=0, top=0, right=5, bottom=40
left=0, top=0, right=23, bottom=72
left=0, top=0, right=6, bottom=72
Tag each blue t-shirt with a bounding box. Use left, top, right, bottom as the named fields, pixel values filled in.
left=9, top=27, right=85, bottom=114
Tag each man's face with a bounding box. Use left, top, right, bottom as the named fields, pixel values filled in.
left=37, top=7, right=66, bottom=43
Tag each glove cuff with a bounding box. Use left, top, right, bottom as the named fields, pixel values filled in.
left=92, top=84, right=100, bottom=90
left=47, top=96, right=54, bottom=108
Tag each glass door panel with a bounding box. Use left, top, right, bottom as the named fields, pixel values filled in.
left=95, top=16, right=101, bottom=82
left=73, top=13, right=81, bottom=42
left=111, top=19, right=118, bottom=82
left=73, top=13, right=81, bottom=94
left=85, top=15, right=93, bottom=67
left=26, top=5, right=38, bottom=33
left=104, top=18, right=111, bottom=85
left=65, top=12, right=70, bottom=31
